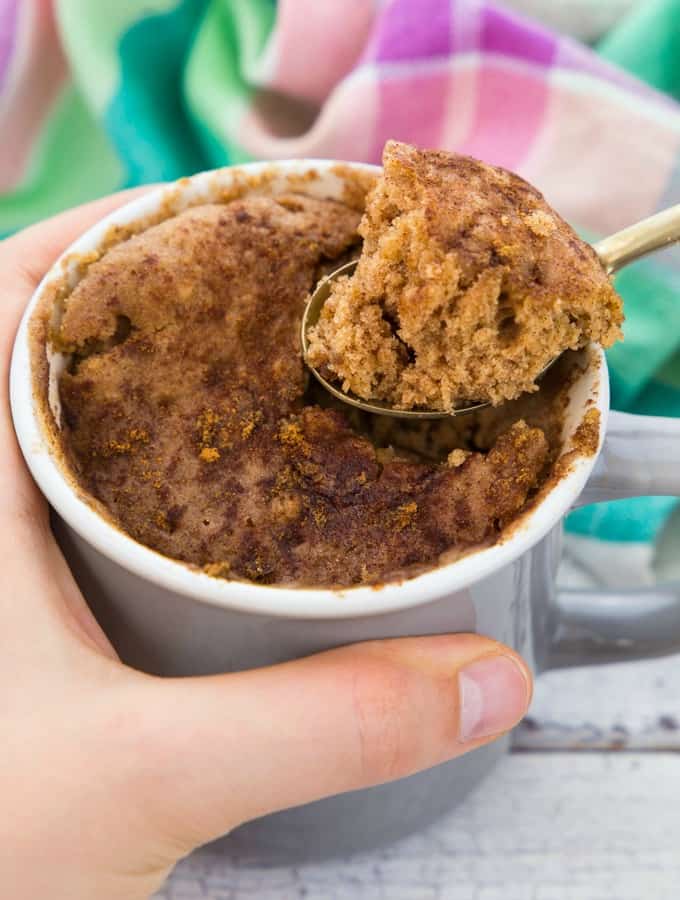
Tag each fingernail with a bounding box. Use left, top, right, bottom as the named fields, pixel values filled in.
left=458, top=654, right=531, bottom=742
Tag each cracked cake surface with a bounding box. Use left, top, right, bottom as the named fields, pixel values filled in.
left=306, top=141, right=623, bottom=410
left=52, top=187, right=567, bottom=588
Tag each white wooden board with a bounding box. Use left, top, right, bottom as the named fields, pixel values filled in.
left=516, top=655, right=680, bottom=750
left=157, top=753, right=680, bottom=900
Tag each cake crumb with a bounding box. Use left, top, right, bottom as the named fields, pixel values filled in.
left=241, top=412, right=262, bottom=440
left=447, top=448, right=470, bottom=468
left=571, top=407, right=600, bottom=456
left=204, top=561, right=231, bottom=578
left=278, top=420, right=311, bottom=456
left=392, top=501, right=418, bottom=531
left=312, top=506, right=328, bottom=527
left=523, top=209, right=556, bottom=236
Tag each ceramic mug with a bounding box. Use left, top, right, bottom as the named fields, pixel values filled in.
left=10, top=161, right=680, bottom=863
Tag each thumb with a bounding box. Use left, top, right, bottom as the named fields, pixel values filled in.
left=141, top=634, right=532, bottom=851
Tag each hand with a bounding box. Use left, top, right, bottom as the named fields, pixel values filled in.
left=0, top=195, right=533, bottom=900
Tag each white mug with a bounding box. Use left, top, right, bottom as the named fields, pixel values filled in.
left=10, top=161, right=680, bottom=863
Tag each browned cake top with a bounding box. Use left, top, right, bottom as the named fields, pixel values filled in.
left=307, top=141, right=623, bottom=410
left=56, top=192, right=552, bottom=587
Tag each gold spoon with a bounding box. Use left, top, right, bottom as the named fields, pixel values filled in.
left=301, top=202, right=680, bottom=419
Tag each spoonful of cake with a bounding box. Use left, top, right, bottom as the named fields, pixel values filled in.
left=302, top=141, right=680, bottom=419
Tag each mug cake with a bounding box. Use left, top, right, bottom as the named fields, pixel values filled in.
left=32, top=143, right=621, bottom=587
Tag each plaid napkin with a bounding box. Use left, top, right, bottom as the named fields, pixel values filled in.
left=2, top=0, right=679, bottom=582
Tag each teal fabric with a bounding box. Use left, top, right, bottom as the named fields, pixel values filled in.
left=107, top=0, right=211, bottom=185
left=598, top=0, right=680, bottom=98
left=565, top=3, right=680, bottom=546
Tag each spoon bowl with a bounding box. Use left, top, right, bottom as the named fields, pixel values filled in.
left=301, top=260, right=554, bottom=419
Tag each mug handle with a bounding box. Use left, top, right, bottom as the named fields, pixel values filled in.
left=546, top=410, right=680, bottom=669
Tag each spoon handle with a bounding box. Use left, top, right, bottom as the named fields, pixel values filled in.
left=593, top=202, right=680, bottom=275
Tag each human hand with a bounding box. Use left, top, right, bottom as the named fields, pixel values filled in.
left=0, top=195, right=533, bottom=900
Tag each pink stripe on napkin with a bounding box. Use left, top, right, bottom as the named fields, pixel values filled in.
left=371, top=0, right=452, bottom=62
left=0, top=0, right=67, bottom=191
left=455, top=62, right=550, bottom=170
left=372, top=66, right=450, bottom=161
left=267, top=0, right=374, bottom=105
left=0, top=0, right=18, bottom=90
left=524, top=76, right=680, bottom=233
left=237, top=67, right=379, bottom=163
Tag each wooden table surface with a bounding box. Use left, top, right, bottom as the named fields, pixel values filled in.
left=156, top=654, right=680, bottom=899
